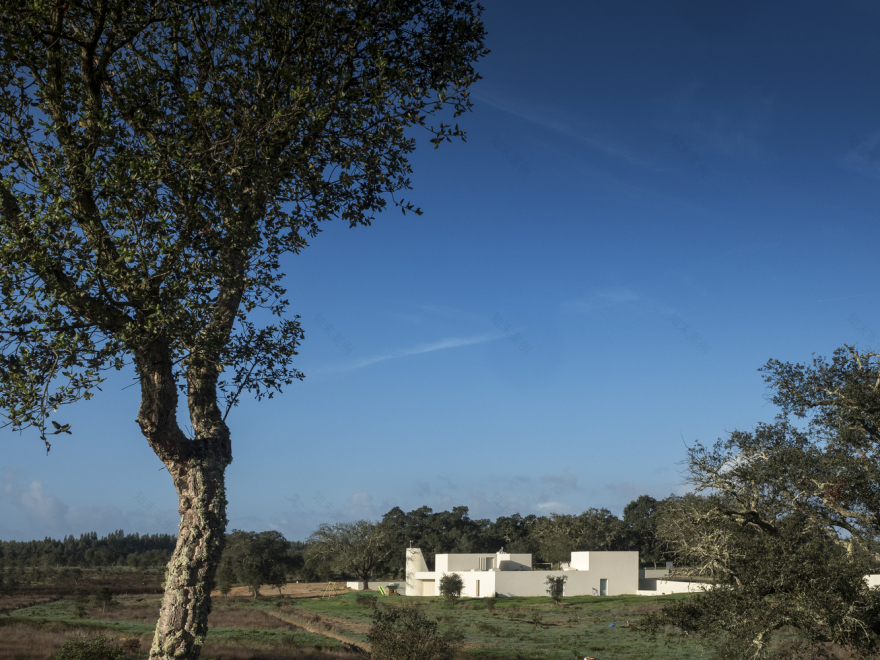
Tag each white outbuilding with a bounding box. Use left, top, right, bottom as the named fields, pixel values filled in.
left=405, top=547, right=639, bottom=597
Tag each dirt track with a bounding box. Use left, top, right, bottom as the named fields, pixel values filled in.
left=264, top=607, right=371, bottom=654
left=210, top=581, right=353, bottom=599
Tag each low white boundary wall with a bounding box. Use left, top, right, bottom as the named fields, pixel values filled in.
left=637, top=579, right=712, bottom=595
left=346, top=581, right=407, bottom=594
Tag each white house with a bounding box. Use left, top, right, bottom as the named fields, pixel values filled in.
left=405, top=547, right=639, bottom=597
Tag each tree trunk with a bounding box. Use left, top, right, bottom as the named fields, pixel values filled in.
left=362, top=577, right=369, bottom=590
left=136, top=344, right=233, bottom=660
left=149, top=454, right=229, bottom=659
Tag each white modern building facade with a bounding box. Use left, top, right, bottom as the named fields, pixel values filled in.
left=405, top=547, right=639, bottom=598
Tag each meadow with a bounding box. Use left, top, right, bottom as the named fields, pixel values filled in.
left=0, top=569, right=709, bottom=659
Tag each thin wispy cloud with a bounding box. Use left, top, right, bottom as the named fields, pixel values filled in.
left=843, top=131, right=880, bottom=180
left=658, top=82, right=774, bottom=159
left=325, top=331, right=503, bottom=373
left=564, top=286, right=679, bottom=320
left=564, top=286, right=642, bottom=314
left=476, top=91, right=657, bottom=169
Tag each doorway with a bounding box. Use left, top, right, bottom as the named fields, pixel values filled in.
left=599, top=579, right=607, bottom=596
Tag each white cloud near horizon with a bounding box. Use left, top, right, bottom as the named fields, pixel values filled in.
left=324, top=331, right=504, bottom=373
left=1, top=467, right=176, bottom=540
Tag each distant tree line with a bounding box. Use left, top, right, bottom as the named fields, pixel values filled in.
left=0, top=494, right=673, bottom=588
left=299, top=494, right=676, bottom=585
left=0, top=530, right=176, bottom=569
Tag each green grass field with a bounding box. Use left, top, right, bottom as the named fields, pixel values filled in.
left=3, top=584, right=709, bottom=659
left=283, top=591, right=709, bottom=660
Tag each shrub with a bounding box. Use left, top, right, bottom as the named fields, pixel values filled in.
left=56, top=636, right=125, bottom=660
left=94, top=587, right=113, bottom=615
left=474, top=621, right=501, bottom=635
left=438, top=573, right=464, bottom=606
left=484, top=593, right=497, bottom=610
left=119, top=638, right=140, bottom=654
left=71, top=588, right=89, bottom=618
left=356, top=593, right=378, bottom=609
left=368, top=605, right=463, bottom=660
left=530, top=611, right=543, bottom=631
left=545, top=574, right=567, bottom=605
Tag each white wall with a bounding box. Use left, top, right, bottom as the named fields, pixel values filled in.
left=445, top=571, right=497, bottom=598
left=406, top=549, right=638, bottom=597
left=496, top=565, right=636, bottom=597
left=499, top=553, right=532, bottom=571
left=346, top=580, right=406, bottom=594
left=569, top=552, right=589, bottom=571
left=406, top=548, right=429, bottom=597
left=444, top=553, right=495, bottom=571
left=637, top=579, right=711, bottom=595
left=866, top=575, right=880, bottom=588
left=434, top=552, right=533, bottom=573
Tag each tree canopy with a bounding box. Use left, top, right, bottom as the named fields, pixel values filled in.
left=217, top=530, right=292, bottom=599
left=0, top=1, right=487, bottom=658
left=644, top=346, right=880, bottom=659
left=306, top=519, right=394, bottom=590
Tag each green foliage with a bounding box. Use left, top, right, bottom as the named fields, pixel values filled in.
left=218, top=530, right=292, bottom=599
left=545, top=574, right=567, bottom=605
left=0, top=0, right=489, bottom=450
left=485, top=513, right=540, bottom=556
left=381, top=505, right=491, bottom=576
left=530, top=611, right=543, bottom=631
left=71, top=587, right=89, bottom=618
left=356, top=592, right=378, bottom=609
left=56, top=568, right=82, bottom=586
left=439, top=572, right=464, bottom=606
left=474, top=620, right=501, bottom=634
left=623, top=495, right=667, bottom=568
left=0, top=3, right=486, bottom=654
left=216, top=559, right=235, bottom=598
left=484, top=592, right=497, bottom=610
left=283, top=591, right=713, bottom=659
left=368, top=604, right=463, bottom=660
left=55, top=636, right=125, bottom=660
left=533, top=509, right=630, bottom=564
left=644, top=345, right=880, bottom=659
left=306, top=520, right=394, bottom=589
left=0, top=530, right=175, bottom=569
left=641, top=519, right=880, bottom=658
left=0, top=571, right=18, bottom=596
left=94, top=586, right=113, bottom=614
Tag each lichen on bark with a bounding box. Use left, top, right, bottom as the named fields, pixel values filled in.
left=150, top=457, right=230, bottom=660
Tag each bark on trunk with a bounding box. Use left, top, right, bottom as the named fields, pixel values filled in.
left=135, top=343, right=233, bottom=660
left=150, top=456, right=229, bottom=659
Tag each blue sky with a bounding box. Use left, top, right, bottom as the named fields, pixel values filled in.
left=4, top=0, right=880, bottom=542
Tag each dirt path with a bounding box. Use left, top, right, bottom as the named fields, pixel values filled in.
left=211, top=581, right=352, bottom=599
left=264, top=607, right=371, bottom=655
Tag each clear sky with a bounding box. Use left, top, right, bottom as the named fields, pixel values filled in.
left=3, top=0, right=880, bottom=542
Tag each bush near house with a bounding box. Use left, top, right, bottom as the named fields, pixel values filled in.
left=438, top=573, right=464, bottom=607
